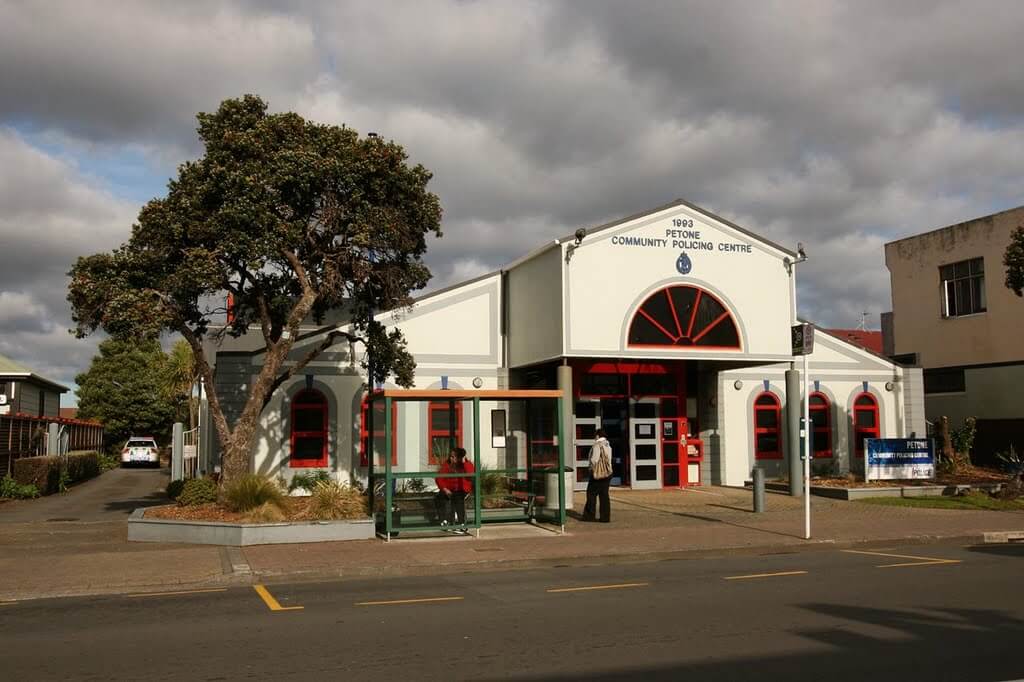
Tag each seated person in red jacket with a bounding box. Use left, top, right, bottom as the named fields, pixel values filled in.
left=435, top=447, right=474, bottom=532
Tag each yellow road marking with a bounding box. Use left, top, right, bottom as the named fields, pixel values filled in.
left=547, top=582, right=649, bottom=593
left=0, top=601, right=15, bottom=606
left=253, top=584, right=304, bottom=611
left=355, top=596, right=465, bottom=607
left=842, top=549, right=961, bottom=568
left=128, top=588, right=227, bottom=598
left=723, top=571, right=808, bottom=581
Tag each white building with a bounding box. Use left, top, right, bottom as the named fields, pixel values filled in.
left=208, top=200, right=925, bottom=489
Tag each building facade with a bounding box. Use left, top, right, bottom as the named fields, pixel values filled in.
left=209, top=200, right=924, bottom=488
left=0, top=353, right=66, bottom=419
left=885, top=204, right=1024, bottom=461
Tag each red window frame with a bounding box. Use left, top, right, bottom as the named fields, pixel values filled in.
left=360, top=398, right=397, bottom=467
left=853, top=392, right=880, bottom=458
left=753, top=392, right=783, bottom=460
left=427, top=400, right=463, bottom=465
left=809, top=392, right=833, bottom=459
left=627, top=285, right=742, bottom=350
left=290, top=389, right=328, bottom=468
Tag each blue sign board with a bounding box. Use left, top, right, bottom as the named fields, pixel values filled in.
left=865, top=438, right=935, bottom=480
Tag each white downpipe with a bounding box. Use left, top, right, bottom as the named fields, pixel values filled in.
left=803, top=352, right=810, bottom=540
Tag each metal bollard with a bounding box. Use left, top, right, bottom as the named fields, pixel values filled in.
left=752, top=468, right=765, bottom=513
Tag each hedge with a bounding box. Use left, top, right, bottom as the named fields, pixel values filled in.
left=12, top=452, right=101, bottom=495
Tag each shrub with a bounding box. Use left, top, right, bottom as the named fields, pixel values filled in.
left=243, top=501, right=287, bottom=523
left=308, top=481, right=365, bottom=520
left=288, top=470, right=332, bottom=492
left=66, top=452, right=100, bottom=483
left=12, top=453, right=101, bottom=495
left=223, top=474, right=285, bottom=512
left=166, top=479, right=186, bottom=500
left=950, top=417, right=977, bottom=461
left=178, top=477, right=218, bottom=506
left=0, top=475, right=40, bottom=499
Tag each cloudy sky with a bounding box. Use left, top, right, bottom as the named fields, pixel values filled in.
left=2, top=1, right=1023, bottom=401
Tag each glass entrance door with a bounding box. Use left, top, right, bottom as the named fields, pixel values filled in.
left=601, top=398, right=629, bottom=486
left=630, top=398, right=661, bottom=489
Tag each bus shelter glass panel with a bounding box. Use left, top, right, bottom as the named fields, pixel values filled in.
left=368, top=393, right=565, bottom=538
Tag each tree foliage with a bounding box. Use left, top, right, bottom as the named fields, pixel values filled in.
left=68, top=95, right=443, bottom=482
left=1004, top=225, right=1024, bottom=297
left=163, top=339, right=199, bottom=429
left=75, top=339, right=178, bottom=448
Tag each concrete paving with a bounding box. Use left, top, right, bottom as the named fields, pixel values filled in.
left=2, top=540, right=1023, bottom=681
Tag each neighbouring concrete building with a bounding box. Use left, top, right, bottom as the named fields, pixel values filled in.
left=884, top=204, right=1024, bottom=462
left=207, top=200, right=924, bottom=489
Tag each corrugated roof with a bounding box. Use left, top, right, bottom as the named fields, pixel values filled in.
left=0, top=353, right=32, bottom=374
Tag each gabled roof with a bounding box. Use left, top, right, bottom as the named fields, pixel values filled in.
left=0, top=353, right=69, bottom=393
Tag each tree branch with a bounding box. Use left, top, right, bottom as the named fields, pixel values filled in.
left=260, top=329, right=363, bottom=411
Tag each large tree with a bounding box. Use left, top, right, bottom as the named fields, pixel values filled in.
left=1005, top=225, right=1024, bottom=297
left=69, top=96, right=443, bottom=483
left=76, top=338, right=178, bottom=449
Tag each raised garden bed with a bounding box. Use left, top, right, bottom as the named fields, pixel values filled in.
left=762, top=471, right=1008, bottom=501
left=128, top=507, right=374, bottom=546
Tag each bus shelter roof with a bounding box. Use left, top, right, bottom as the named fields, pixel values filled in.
left=369, top=389, right=562, bottom=401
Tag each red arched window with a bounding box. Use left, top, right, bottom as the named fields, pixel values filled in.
left=853, top=392, right=880, bottom=458
left=290, top=389, right=328, bottom=468
left=628, top=285, right=741, bottom=349
left=753, top=392, right=782, bottom=459
left=427, top=400, right=463, bottom=464
left=809, top=392, right=832, bottom=459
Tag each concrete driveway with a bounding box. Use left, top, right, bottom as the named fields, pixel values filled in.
left=0, top=466, right=169, bottom=523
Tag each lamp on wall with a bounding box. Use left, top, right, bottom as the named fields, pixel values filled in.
left=733, top=379, right=743, bottom=391
left=885, top=381, right=895, bottom=392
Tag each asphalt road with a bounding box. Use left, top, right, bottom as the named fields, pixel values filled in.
left=1, top=540, right=1022, bottom=681
left=0, top=465, right=168, bottom=523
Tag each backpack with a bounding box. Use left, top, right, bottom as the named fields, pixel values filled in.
left=591, top=441, right=612, bottom=480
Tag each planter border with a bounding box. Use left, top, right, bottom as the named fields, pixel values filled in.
left=127, top=508, right=375, bottom=546
left=761, top=481, right=1004, bottom=501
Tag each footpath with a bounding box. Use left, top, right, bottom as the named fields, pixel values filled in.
left=2, top=485, right=1023, bottom=601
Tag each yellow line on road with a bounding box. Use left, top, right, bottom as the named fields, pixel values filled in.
left=128, top=588, right=227, bottom=598
left=842, top=549, right=961, bottom=568
left=0, top=601, right=15, bottom=606
left=356, top=596, right=465, bottom=607
left=253, top=584, right=304, bottom=611
left=547, top=582, right=649, bottom=593
left=723, top=571, right=808, bottom=581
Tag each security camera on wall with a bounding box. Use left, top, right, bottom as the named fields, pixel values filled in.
left=574, top=228, right=586, bottom=245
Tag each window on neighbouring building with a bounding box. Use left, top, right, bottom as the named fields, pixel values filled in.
left=428, top=400, right=463, bottom=464
left=290, top=389, right=328, bottom=467
left=809, top=393, right=832, bottom=458
left=923, top=367, right=966, bottom=394
left=940, top=257, right=985, bottom=317
left=753, top=392, right=782, bottom=459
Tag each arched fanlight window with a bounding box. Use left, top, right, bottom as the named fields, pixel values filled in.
left=628, top=285, right=740, bottom=349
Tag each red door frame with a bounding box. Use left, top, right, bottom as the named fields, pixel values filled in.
left=571, top=361, right=699, bottom=487
left=809, top=392, right=833, bottom=459
left=853, top=392, right=880, bottom=459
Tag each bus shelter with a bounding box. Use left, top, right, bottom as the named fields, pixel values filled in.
left=366, top=389, right=567, bottom=540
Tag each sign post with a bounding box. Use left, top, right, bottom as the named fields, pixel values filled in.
left=791, top=323, right=815, bottom=540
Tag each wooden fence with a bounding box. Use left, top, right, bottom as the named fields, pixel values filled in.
left=0, top=414, right=104, bottom=477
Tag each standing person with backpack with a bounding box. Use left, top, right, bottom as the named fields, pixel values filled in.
left=582, top=429, right=613, bottom=523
